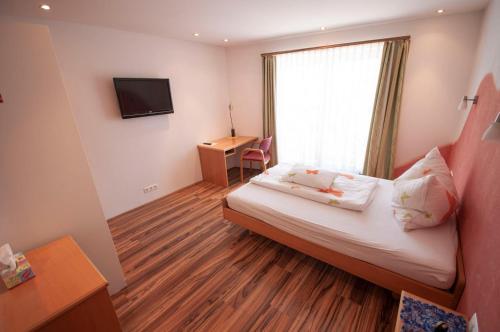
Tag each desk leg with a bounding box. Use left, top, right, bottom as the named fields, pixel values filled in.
left=198, top=147, right=229, bottom=187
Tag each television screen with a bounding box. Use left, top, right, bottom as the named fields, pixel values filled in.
left=113, top=78, right=174, bottom=119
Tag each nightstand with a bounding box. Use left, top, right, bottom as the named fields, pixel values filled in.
left=0, top=236, right=121, bottom=331
left=395, top=291, right=468, bottom=332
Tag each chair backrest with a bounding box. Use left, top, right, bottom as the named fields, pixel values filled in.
left=259, top=136, right=273, bottom=154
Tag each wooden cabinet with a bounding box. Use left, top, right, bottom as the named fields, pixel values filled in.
left=0, top=236, right=121, bottom=332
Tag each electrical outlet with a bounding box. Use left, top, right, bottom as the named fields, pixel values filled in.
left=143, top=184, right=159, bottom=193
left=468, top=313, right=479, bottom=332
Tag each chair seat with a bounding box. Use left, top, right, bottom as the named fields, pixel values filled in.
left=242, top=151, right=271, bottom=163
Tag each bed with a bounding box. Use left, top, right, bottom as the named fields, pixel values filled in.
left=222, top=164, right=465, bottom=308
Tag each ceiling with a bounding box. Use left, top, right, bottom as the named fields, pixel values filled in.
left=0, top=0, right=488, bottom=46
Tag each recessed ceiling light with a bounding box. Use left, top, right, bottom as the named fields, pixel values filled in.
left=320, top=26, right=326, bottom=31
left=437, top=9, right=445, bottom=14
left=223, top=38, right=229, bottom=43
left=40, top=4, right=51, bottom=11
left=193, top=32, right=200, bottom=37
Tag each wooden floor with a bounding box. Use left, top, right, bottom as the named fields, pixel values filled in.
left=108, top=168, right=398, bottom=331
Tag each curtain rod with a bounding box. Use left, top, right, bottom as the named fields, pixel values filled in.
left=261, top=35, right=410, bottom=57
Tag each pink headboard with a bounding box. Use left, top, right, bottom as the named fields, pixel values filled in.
left=448, top=73, right=500, bottom=330
left=392, top=144, right=453, bottom=178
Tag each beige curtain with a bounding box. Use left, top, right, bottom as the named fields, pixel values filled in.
left=363, top=39, right=410, bottom=179
left=263, top=55, right=278, bottom=166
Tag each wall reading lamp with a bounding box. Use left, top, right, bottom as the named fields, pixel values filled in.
left=457, top=95, right=479, bottom=111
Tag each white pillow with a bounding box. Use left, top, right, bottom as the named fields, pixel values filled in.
left=392, top=175, right=457, bottom=230
left=281, top=165, right=337, bottom=189
left=395, top=147, right=458, bottom=200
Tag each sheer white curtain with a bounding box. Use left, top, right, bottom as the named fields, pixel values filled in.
left=275, top=42, right=383, bottom=173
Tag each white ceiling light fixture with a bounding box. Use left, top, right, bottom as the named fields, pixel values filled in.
left=40, top=4, right=51, bottom=11
left=193, top=32, right=200, bottom=37
left=437, top=9, right=445, bottom=14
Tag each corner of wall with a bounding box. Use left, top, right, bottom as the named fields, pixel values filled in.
left=0, top=20, right=126, bottom=294
left=455, top=0, right=500, bottom=141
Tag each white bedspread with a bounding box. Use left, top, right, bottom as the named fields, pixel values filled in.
left=250, top=165, right=378, bottom=211
left=227, top=165, right=458, bottom=289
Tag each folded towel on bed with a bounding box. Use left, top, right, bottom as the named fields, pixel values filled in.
left=250, top=165, right=379, bottom=211
left=280, top=165, right=338, bottom=189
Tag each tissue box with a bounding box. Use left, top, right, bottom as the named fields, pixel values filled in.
left=1, top=253, right=35, bottom=289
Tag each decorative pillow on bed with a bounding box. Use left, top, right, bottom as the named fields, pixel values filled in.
left=280, top=165, right=337, bottom=190
left=395, top=147, right=458, bottom=200
left=392, top=147, right=458, bottom=231
left=392, top=175, right=457, bottom=230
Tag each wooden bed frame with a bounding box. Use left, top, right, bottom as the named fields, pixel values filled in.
left=222, top=198, right=465, bottom=309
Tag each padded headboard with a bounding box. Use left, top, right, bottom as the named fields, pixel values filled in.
left=392, top=144, right=453, bottom=179
left=448, top=73, right=500, bottom=329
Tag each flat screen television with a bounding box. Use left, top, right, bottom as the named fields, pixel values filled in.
left=113, top=78, right=174, bottom=119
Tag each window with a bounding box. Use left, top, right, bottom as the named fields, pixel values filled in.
left=275, top=42, right=384, bottom=173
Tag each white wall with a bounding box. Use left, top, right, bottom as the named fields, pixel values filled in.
left=0, top=22, right=126, bottom=293
left=458, top=0, right=500, bottom=136
left=39, top=21, right=231, bottom=219
left=226, top=12, right=482, bottom=166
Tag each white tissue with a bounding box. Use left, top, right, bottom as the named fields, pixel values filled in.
left=0, top=243, right=17, bottom=272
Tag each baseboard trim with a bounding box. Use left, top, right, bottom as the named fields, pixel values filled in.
left=107, top=180, right=204, bottom=223
left=106, top=167, right=257, bottom=223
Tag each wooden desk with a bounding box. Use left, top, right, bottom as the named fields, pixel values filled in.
left=198, top=136, right=258, bottom=187
left=0, top=236, right=121, bottom=332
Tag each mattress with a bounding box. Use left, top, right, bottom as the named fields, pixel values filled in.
left=226, top=165, right=458, bottom=289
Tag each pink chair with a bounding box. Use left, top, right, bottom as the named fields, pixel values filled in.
left=240, top=136, right=273, bottom=182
